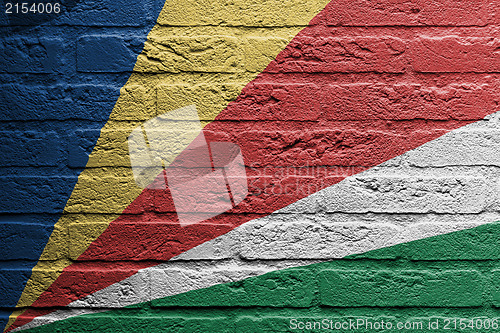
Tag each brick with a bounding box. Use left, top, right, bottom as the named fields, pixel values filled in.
left=0, top=313, right=9, bottom=330
left=0, top=223, right=52, bottom=260
left=68, top=222, right=111, bottom=260
left=157, top=0, right=329, bottom=26
left=63, top=174, right=139, bottom=214
left=0, top=37, right=65, bottom=73
left=69, top=270, right=148, bottom=308
left=135, top=36, right=243, bottom=73
left=354, top=221, right=500, bottom=260
left=69, top=84, right=119, bottom=120
left=151, top=268, right=315, bottom=307
left=186, top=213, right=500, bottom=260
left=68, top=129, right=134, bottom=169
left=244, top=37, right=290, bottom=72
left=53, top=0, right=147, bottom=27
left=0, top=131, right=62, bottom=167
left=494, top=3, right=500, bottom=24
left=239, top=218, right=492, bottom=260
left=268, top=37, right=406, bottom=73
left=221, top=83, right=321, bottom=121
left=403, top=129, right=500, bottom=167
left=29, top=266, right=141, bottom=307
left=172, top=232, right=237, bottom=260
left=240, top=220, right=400, bottom=260
left=233, top=175, right=333, bottom=213
left=69, top=223, right=234, bottom=261
left=236, top=316, right=283, bottom=332
left=71, top=84, right=120, bottom=103
left=37, top=224, right=68, bottom=260
left=0, top=84, right=72, bottom=120
left=313, top=0, right=489, bottom=26
left=0, top=268, right=33, bottom=307
left=4, top=0, right=500, bottom=326
left=27, top=316, right=231, bottom=333
left=16, top=311, right=97, bottom=332
left=149, top=267, right=270, bottom=304
left=0, top=176, right=76, bottom=213
left=410, top=37, right=500, bottom=73
left=0, top=84, right=119, bottom=121
left=67, top=129, right=98, bottom=169
left=77, top=36, right=142, bottom=73
left=235, top=130, right=423, bottom=167
left=110, top=85, right=156, bottom=121
left=319, top=270, right=486, bottom=307
left=157, top=83, right=245, bottom=121
left=492, top=270, right=500, bottom=307
left=315, top=176, right=493, bottom=214
left=322, top=83, right=497, bottom=121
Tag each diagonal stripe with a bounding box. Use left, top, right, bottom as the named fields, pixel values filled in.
left=4, top=1, right=333, bottom=331
left=14, top=220, right=500, bottom=332
left=0, top=4, right=167, bottom=333
left=12, top=111, right=500, bottom=331
left=9, top=96, right=493, bottom=330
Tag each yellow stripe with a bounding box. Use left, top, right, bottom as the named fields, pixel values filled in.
left=6, top=0, right=330, bottom=330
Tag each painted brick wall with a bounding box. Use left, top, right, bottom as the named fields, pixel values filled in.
left=1, top=0, right=500, bottom=332
left=0, top=0, right=165, bottom=327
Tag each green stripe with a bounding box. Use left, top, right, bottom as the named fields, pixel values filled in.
left=24, top=222, right=500, bottom=333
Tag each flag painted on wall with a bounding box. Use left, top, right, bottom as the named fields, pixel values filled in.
left=3, top=0, right=500, bottom=331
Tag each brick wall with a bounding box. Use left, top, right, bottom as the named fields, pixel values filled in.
left=1, top=0, right=500, bottom=332
left=0, top=0, right=164, bottom=324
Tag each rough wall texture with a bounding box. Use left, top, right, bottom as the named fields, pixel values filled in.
left=1, top=0, right=500, bottom=332
left=0, top=0, right=165, bottom=327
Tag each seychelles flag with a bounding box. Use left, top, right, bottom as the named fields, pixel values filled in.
left=2, top=0, right=500, bottom=332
